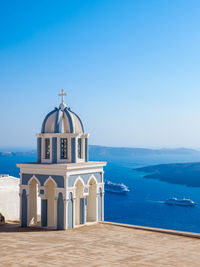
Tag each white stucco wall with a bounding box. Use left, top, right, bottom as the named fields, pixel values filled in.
left=0, top=175, right=41, bottom=222
left=0, top=176, right=20, bottom=221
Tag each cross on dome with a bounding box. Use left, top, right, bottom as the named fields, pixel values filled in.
left=59, top=89, right=67, bottom=105
left=58, top=89, right=67, bottom=110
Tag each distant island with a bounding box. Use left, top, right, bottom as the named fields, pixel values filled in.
left=0, top=151, right=36, bottom=157
left=135, top=162, right=200, bottom=187
left=89, top=146, right=200, bottom=159
left=1, top=145, right=200, bottom=159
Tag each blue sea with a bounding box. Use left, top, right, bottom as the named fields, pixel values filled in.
left=1, top=153, right=200, bottom=233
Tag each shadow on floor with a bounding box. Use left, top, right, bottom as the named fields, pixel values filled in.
left=0, top=223, right=57, bottom=233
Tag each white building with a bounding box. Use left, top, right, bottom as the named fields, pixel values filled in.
left=0, top=175, right=20, bottom=221
left=17, top=90, right=106, bottom=230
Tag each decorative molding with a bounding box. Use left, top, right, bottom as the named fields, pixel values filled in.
left=36, top=133, right=89, bottom=138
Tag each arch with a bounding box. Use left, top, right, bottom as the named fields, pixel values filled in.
left=74, top=176, right=85, bottom=189
left=28, top=175, right=41, bottom=187
left=28, top=176, right=41, bottom=226
left=87, top=177, right=97, bottom=222
left=75, top=179, right=84, bottom=225
left=68, top=192, right=73, bottom=229
left=57, top=192, right=64, bottom=230
left=44, top=176, right=57, bottom=187
left=87, top=175, right=98, bottom=187
left=45, top=178, right=56, bottom=228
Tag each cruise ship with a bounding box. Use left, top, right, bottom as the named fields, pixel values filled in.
left=105, top=180, right=130, bottom=194
left=165, top=198, right=196, bottom=207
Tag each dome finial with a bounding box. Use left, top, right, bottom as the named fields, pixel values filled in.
left=58, top=89, right=67, bottom=109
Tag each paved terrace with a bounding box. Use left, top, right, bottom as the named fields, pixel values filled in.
left=1, top=222, right=200, bottom=266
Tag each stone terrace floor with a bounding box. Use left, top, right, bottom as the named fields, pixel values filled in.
left=1, top=222, right=200, bottom=266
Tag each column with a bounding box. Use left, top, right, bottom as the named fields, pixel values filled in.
left=37, top=137, right=42, bottom=163
left=41, top=199, right=48, bottom=227
left=71, top=138, right=77, bottom=163
left=57, top=192, right=64, bottom=230
left=83, top=197, right=87, bottom=224
left=67, top=192, right=74, bottom=229
left=21, top=189, right=28, bottom=227
left=85, top=138, right=88, bottom=162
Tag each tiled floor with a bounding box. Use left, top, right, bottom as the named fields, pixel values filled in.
left=0, top=222, right=200, bottom=266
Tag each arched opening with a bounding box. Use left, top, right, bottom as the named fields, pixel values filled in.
left=28, top=178, right=41, bottom=226
left=87, top=177, right=97, bottom=222
left=45, top=179, right=56, bottom=228
left=75, top=179, right=84, bottom=226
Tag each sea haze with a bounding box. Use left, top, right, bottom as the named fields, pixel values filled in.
left=1, top=145, right=200, bottom=233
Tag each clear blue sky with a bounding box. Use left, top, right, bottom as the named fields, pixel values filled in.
left=1, top=0, right=200, bottom=149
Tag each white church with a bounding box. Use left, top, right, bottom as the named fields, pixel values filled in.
left=16, top=90, right=106, bottom=230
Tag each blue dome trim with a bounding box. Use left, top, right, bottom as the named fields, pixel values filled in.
left=54, top=109, right=63, bottom=133
left=69, top=109, right=84, bottom=133
left=64, top=108, right=74, bottom=133
left=41, top=108, right=58, bottom=133
left=41, top=106, right=84, bottom=134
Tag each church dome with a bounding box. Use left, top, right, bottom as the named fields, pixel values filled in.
left=41, top=90, right=84, bottom=134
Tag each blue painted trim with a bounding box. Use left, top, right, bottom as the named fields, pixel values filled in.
left=21, top=189, right=27, bottom=227
left=22, top=174, right=64, bottom=188
left=80, top=198, right=85, bottom=224
left=64, top=108, right=74, bottom=133
left=69, top=109, right=84, bottom=133
left=41, top=199, right=47, bottom=227
left=84, top=197, right=87, bottom=224
left=78, top=138, right=82, bottom=159
left=37, top=137, right=42, bottom=163
left=54, top=109, right=63, bottom=133
left=57, top=193, right=64, bottom=230
left=68, top=173, right=102, bottom=187
left=52, top=137, right=57, bottom=163
left=68, top=193, right=73, bottom=229
left=71, top=138, right=77, bottom=163
left=85, top=138, right=88, bottom=162
left=41, top=108, right=58, bottom=133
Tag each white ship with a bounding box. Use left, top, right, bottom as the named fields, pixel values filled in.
left=165, top=197, right=196, bottom=207
left=105, top=180, right=130, bottom=194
